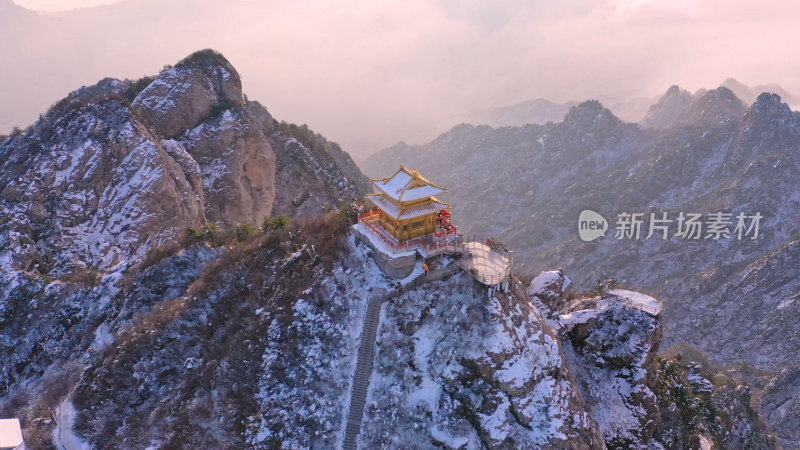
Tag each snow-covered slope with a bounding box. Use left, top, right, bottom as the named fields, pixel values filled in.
left=361, top=273, right=602, bottom=449
left=0, top=49, right=370, bottom=447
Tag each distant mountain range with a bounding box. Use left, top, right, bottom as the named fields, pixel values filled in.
left=464, top=79, right=799, bottom=128
left=721, top=77, right=800, bottom=106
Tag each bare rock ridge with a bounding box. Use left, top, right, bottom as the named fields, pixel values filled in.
left=641, top=85, right=747, bottom=130
left=0, top=48, right=367, bottom=275
left=640, top=85, right=692, bottom=129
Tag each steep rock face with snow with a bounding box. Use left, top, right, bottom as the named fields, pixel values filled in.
left=529, top=270, right=773, bottom=449
left=361, top=273, right=603, bottom=449
left=0, top=78, right=205, bottom=275
left=0, top=49, right=371, bottom=447
left=131, top=51, right=244, bottom=139
left=247, top=101, right=370, bottom=218
left=563, top=303, right=663, bottom=447
left=133, top=50, right=275, bottom=227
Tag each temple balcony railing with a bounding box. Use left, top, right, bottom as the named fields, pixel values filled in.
left=358, top=210, right=462, bottom=257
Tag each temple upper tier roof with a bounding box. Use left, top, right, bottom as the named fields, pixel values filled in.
left=371, top=165, right=447, bottom=203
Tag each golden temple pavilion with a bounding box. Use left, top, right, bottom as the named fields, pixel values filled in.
left=365, top=165, right=455, bottom=243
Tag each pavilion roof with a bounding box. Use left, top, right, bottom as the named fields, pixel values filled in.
left=371, top=165, right=447, bottom=203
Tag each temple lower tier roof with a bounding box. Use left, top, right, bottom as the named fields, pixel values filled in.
left=369, top=195, right=448, bottom=220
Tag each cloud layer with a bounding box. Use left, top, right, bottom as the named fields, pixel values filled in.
left=3, top=0, right=800, bottom=157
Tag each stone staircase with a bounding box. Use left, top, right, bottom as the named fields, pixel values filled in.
left=342, top=288, right=385, bottom=450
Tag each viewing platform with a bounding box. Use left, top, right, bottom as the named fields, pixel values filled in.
left=458, top=236, right=513, bottom=287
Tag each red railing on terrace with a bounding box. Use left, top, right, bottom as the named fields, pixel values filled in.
left=358, top=210, right=461, bottom=256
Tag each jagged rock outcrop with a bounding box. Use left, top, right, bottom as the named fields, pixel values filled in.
left=247, top=101, right=369, bottom=218
left=133, top=50, right=276, bottom=227
left=361, top=273, right=603, bottom=449
left=526, top=269, right=573, bottom=318
left=527, top=272, right=774, bottom=448
left=0, top=79, right=205, bottom=274
left=131, top=50, right=245, bottom=140
left=563, top=303, right=662, bottom=447
left=641, top=86, right=746, bottom=130
left=175, top=106, right=274, bottom=226
left=640, top=85, right=693, bottom=129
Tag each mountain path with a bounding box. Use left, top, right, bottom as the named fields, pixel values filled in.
left=342, top=288, right=385, bottom=450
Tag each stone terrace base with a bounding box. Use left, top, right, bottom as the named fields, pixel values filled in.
left=353, top=225, right=417, bottom=278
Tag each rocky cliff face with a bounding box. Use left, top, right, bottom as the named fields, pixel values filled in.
left=0, top=49, right=370, bottom=447
left=530, top=270, right=773, bottom=449
left=247, top=101, right=369, bottom=218
left=132, top=50, right=276, bottom=227
left=0, top=78, right=204, bottom=275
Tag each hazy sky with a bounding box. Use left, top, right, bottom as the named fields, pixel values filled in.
left=15, top=0, right=119, bottom=10
left=4, top=0, right=800, bottom=158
